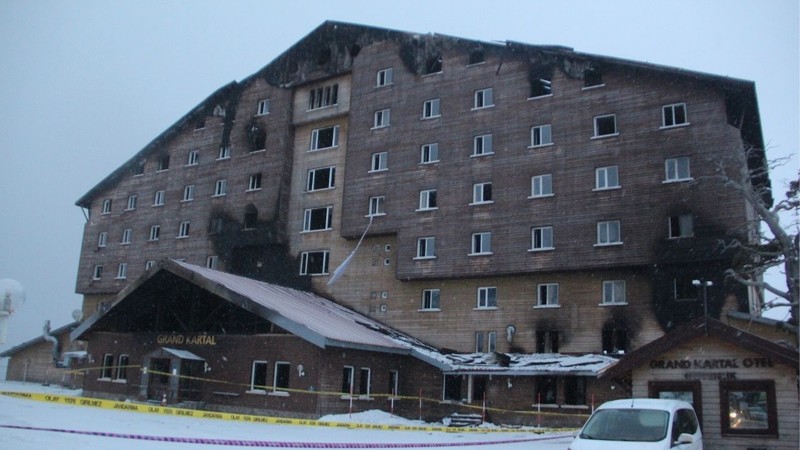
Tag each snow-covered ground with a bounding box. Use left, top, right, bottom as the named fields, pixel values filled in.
left=0, top=381, right=575, bottom=449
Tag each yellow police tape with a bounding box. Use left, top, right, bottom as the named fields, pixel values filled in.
left=0, top=390, right=576, bottom=434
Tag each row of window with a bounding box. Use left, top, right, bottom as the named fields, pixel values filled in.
left=251, top=361, right=400, bottom=399
left=418, top=280, right=627, bottom=314
left=101, top=174, right=262, bottom=215
left=92, top=254, right=219, bottom=281
left=366, top=94, right=687, bottom=136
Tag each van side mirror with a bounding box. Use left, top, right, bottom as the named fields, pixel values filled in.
left=676, top=433, right=694, bottom=444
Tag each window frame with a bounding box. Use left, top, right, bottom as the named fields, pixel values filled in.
left=359, top=368, right=372, bottom=398
left=187, top=150, right=199, bottom=166
left=470, top=231, right=492, bottom=256
left=303, top=206, right=333, bottom=232
left=476, top=286, right=497, bottom=309
left=153, top=190, right=165, bottom=206
left=720, top=379, right=778, bottom=436
left=422, top=98, right=441, bottom=119
left=592, top=114, right=618, bottom=138
left=306, top=166, right=335, bottom=192
left=420, top=289, right=441, bottom=311
left=310, top=125, right=340, bottom=151
left=530, top=174, right=553, bottom=198
left=373, top=108, right=391, bottom=129
left=472, top=134, right=494, bottom=156
left=530, top=226, right=554, bottom=251
left=182, top=184, right=195, bottom=202
left=101, top=199, right=112, bottom=214
left=376, top=67, right=393, bottom=87
left=471, top=182, right=493, bottom=205
left=473, top=88, right=494, bottom=109
left=370, top=152, right=388, bottom=173
left=299, top=250, right=329, bottom=275
left=664, top=157, right=692, bottom=182
left=415, top=236, right=436, bottom=259
left=601, top=280, right=627, bottom=305
left=206, top=255, right=218, bottom=270
left=248, top=173, right=262, bottom=191
left=149, top=225, right=160, bottom=241
left=272, top=361, right=291, bottom=394
left=661, top=102, right=688, bottom=128
left=97, top=231, right=108, bottom=248
left=595, top=166, right=620, bottom=190
left=92, top=265, right=103, bottom=280
left=257, top=98, right=270, bottom=116
left=100, top=354, right=115, bottom=380
left=177, top=221, right=190, bottom=238
left=120, top=228, right=132, bottom=245
left=217, top=146, right=231, bottom=160
left=308, top=84, right=338, bottom=110
left=368, top=196, right=386, bottom=217
left=669, top=214, right=694, bottom=239
left=115, top=354, right=129, bottom=381
left=420, top=143, right=439, bottom=164
left=116, top=263, right=127, bottom=280
left=418, top=189, right=438, bottom=211
left=529, top=124, right=553, bottom=148
left=596, top=220, right=622, bottom=246
left=126, top=195, right=137, bottom=211
left=213, top=179, right=227, bottom=197
left=341, top=366, right=355, bottom=396
left=250, top=360, right=269, bottom=392
left=536, top=283, right=559, bottom=308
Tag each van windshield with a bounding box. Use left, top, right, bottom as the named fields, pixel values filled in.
left=580, top=408, right=669, bottom=442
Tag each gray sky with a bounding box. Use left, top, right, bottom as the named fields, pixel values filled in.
left=0, top=0, right=797, bottom=352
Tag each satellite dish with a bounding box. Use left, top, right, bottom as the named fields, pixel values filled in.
left=0, top=279, right=25, bottom=344
left=72, top=309, right=84, bottom=322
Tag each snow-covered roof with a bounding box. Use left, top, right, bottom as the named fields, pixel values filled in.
left=73, top=259, right=618, bottom=376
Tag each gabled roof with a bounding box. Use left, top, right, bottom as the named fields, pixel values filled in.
left=72, top=259, right=414, bottom=355
left=76, top=20, right=767, bottom=208
left=0, top=321, right=79, bottom=357
left=600, top=317, right=799, bottom=380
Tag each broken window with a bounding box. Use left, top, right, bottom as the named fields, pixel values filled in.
left=359, top=368, right=371, bottom=397
left=593, top=114, right=617, bottom=137
left=342, top=366, right=354, bottom=394
left=468, top=48, right=485, bottom=65
left=673, top=275, right=696, bottom=301
left=424, top=54, right=442, bottom=74
left=536, top=376, right=557, bottom=404
left=194, top=119, right=205, bottom=130
left=602, top=327, right=628, bottom=354
left=564, top=377, right=587, bottom=405
left=300, top=250, right=329, bottom=275
left=583, top=66, right=603, bottom=87
left=529, top=64, right=553, bottom=97
left=443, top=375, right=462, bottom=401
left=536, top=330, right=559, bottom=353
left=218, top=146, right=231, bottom=159
left=252, top=128, right=266, bottom=152
left=308, top=84, right=338, bottom=110
left=274, top=362, right=290, bottom=391
left=257, top=98, right=270, bottom=116
left=243, top=205, right=258, bottom=230
left=208, top=217, right=224, bottom=235
left=251, top=360, right=268, bottom=391
left=306, top=166, right=335, bottom=191
left=157, top=155, right=170, bottom=171
left=310, top=125, right=339, bottom=150
left=669, top=214, right=694, bottom=238
left=134, top=161, right=145, bottom=176
left=303, top=206, right=332, bottom=231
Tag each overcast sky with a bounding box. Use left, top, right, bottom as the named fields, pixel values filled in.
left=0, top=0, right=797, bottom=352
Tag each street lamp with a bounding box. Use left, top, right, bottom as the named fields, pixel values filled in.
left=692, top=279, right=713, bottom=333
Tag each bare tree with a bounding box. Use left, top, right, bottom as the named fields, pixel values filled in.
left=713, top=145, right=799, bottom=325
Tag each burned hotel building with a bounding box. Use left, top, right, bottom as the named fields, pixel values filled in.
left=66, top=21, right=795, bottom=437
